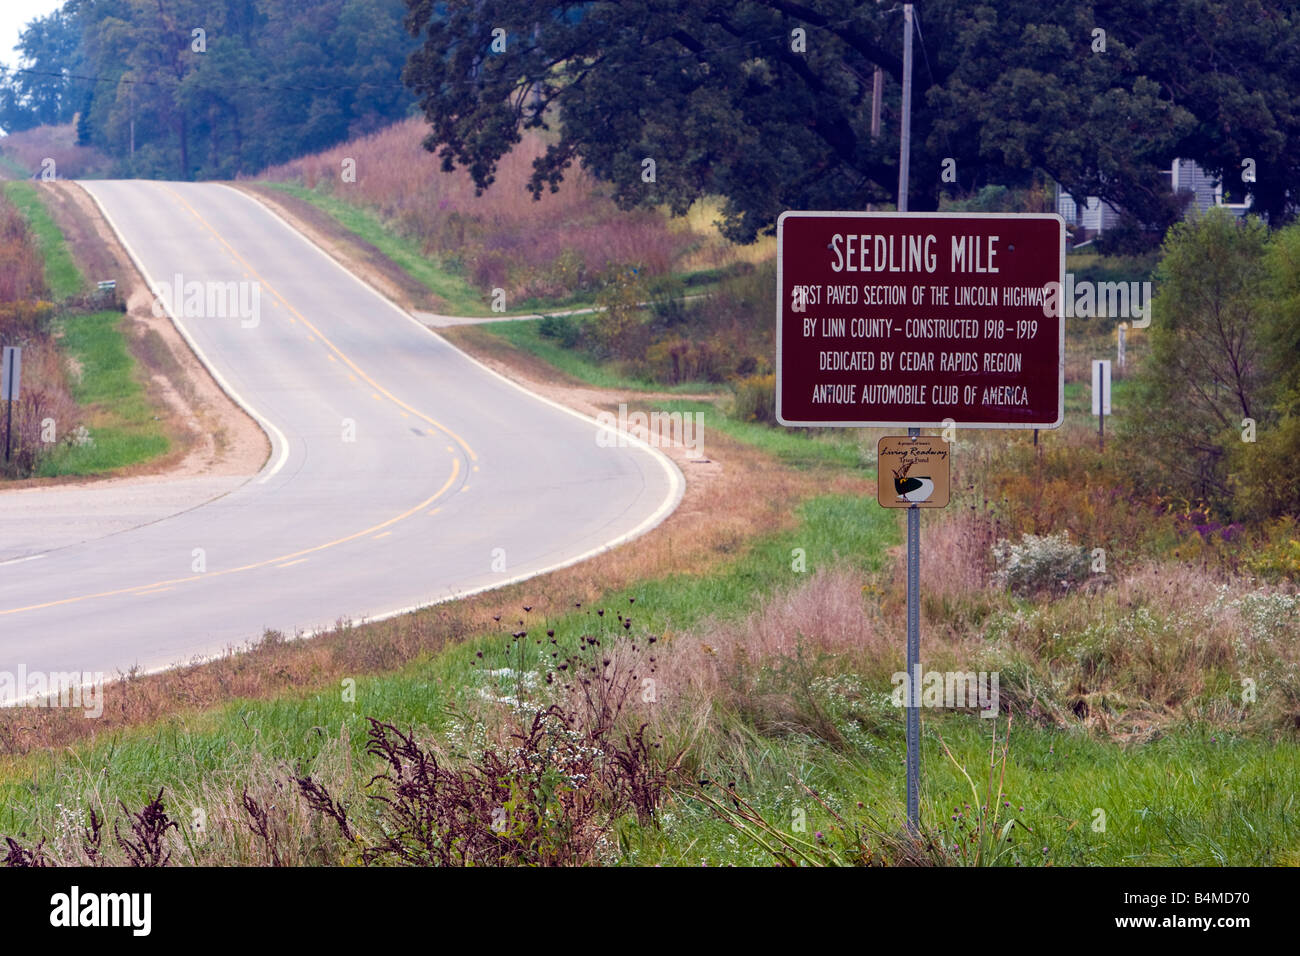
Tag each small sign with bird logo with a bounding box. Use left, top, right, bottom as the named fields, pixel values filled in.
left=877, top=436, right=950, bottom=508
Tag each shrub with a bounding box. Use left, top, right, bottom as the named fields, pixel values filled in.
left=537, top=312, right=580, bottom=348
left=294, top=617, right=683, bottom=866
left=1247, top=521, right=1300, bottom=582
left=1121, top=209, right=1272, bottom=513
left=991, top=531, right=1091, bottom=596
left=730, top=373, right=776, bottom=423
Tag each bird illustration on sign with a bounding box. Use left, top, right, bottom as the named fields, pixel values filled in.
left=892, top=456, right=935, bottom=503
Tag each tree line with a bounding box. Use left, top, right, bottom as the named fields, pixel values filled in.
left=0, top=0, right=417, bottom=179
left=3, top=1, right=1297, bottom=243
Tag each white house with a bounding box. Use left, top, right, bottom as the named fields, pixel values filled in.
left=1056, top=159, right=1251, bottom=237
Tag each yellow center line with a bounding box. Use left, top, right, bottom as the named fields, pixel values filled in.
left=134, top=587, right=174, bottom=596
left=372, top=531, right=392, bottom=540
left=277, top=558, right=308, bottom=569
left=160, top=184, right=478, bottom=462
left=1, top=459, right=461, bottom=616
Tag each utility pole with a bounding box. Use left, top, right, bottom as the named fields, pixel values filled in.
left=871, top=67, right=882, bottom=140
left=898, top=4, right=913, bottom=213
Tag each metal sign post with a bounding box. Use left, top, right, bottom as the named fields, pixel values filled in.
left=905, top=428, right=921, bottom=834
left=878, top=431, right=949, bottom=834
left=2, top=346, right=21, bottom=464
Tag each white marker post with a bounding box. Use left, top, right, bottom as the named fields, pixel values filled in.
left=1117, top=323, right=1127, bottom=372
left=1092, top=359, right=1111, bottom=450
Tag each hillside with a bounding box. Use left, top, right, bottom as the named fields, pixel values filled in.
left=254, top=116, right=769, bottom=304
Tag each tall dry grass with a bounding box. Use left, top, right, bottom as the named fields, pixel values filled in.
left=257, top=117, right=695, bottom=297
left=0, top=195, right=78, bottom=476
left=0, top=123, right=112, bottom=180
left=0, top=201, right=45, bottom=302
left=908, top=499, right=1300, bottom=735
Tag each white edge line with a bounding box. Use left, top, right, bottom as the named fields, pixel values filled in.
left=78, top=181, right=290, bottom=484
left=105, top=183, right=685, bottom=679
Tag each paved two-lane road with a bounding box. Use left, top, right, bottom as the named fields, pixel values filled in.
left=0, top=181, right=681, bottom=696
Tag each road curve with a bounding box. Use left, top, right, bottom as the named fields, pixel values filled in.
left=0, top=180, right=682, bottom=696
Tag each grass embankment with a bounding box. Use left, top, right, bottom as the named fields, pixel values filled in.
left=1, top=182, right=169, bottom=478
left=37, top=310, right=170, bottom=476
left=260, top=181, right=502, bottom=316
left=259, top=180, right=732, bottom=318
left=0, top=152, right=31, bottom=180
left=254, top=118, right=747, bottom=318
left=451, top=318, right=722, bottom=394
left=3, top=181, right=84, bottom=300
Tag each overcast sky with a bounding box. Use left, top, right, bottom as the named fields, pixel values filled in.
left=0, top=0, right=66, bottom=69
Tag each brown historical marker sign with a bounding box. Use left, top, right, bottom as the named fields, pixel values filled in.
left=877, top=436, right=951, bottom=508
left=776, top=212, right=1065, bottom=429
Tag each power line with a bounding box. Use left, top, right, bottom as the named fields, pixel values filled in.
left=0, top=63, right=400, bottom=96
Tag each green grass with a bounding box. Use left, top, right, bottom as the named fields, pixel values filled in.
left=0, top=152, right=29, bottom=179
left=475, top=318, right=719, bottom=393
left=37, top=310, right=170, bottom=476
left=620, top=717, right=1300, bottom=866
left=1067, top=249, right=1159, bottom=285
left=653, top=398, right=867, bottom=470
left=3, top=180, right=84, bottom=299
left=1063, top=376, right=1139, bottom=422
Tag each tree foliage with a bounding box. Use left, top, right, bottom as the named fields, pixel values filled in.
left=1124, top=208, right=1300, bottom=519
left=1, top=0, right=419, bottom=179
left=0, top=9, right=85, bottom=133
left=403, top=0, right=1300, bottom=242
